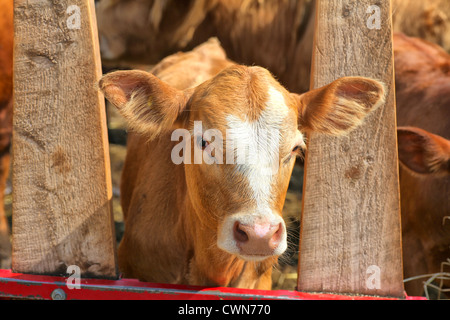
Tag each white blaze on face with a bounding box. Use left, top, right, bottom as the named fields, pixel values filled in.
left=217, top=86, right=290, bottom=260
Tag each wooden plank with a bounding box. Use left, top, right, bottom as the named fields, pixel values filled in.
left=297, top=0, right=404, bottom=297
left=12, top=0, right=118, bottom=278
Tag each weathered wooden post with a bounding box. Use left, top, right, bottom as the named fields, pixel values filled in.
left=12, top=0, right=118, bottom=278
left=298, top=0, right=404, bottom=297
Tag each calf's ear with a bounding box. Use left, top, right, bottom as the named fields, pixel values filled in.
left=98, top=70, right=190, bottom=139
left=294, top=77, right=386, bottom=136
left=397, top=126, right=450, bottom=176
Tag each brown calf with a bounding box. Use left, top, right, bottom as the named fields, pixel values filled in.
left=394, top=33, right=450, bottom=296
left=99, top=39, right=385, bottom=289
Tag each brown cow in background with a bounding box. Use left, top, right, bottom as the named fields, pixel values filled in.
left=0, top=0, right=447, bottom=296
left=0, top=0, right=13, bottom=269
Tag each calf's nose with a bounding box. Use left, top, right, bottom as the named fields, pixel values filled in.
left=233, top=221, right=283, bottom=256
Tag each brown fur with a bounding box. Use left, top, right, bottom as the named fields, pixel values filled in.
left=0, top=0, right=13, bottom=269
left=99, top=40, right=385, bottom=288
left=394, top=33, right=450, bottom=297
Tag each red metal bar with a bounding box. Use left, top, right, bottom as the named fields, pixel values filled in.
left=0, top=269, right=425, bottom=300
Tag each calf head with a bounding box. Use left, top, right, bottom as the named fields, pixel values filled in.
left=99, top=65, right=385, bottom=262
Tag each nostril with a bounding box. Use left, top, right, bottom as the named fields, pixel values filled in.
left=233, top=222, right=249, bottom=243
